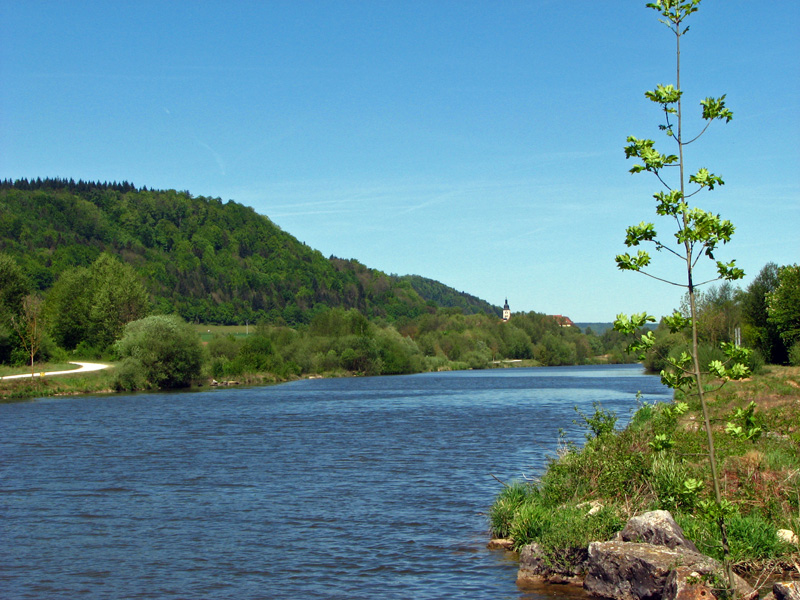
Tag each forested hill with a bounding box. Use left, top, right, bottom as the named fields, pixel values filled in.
left=0, top=178, right=501, bottom=325
left=399, top=275, right=498, bottom=316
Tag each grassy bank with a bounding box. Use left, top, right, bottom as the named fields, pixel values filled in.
left=489, top=366, right=800, bottom=578
left=0, top=364, right=117, bottom=402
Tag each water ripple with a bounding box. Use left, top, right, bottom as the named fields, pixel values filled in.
left=0, top=365, right=668, bottom=599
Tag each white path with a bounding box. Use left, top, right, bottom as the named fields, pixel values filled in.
left=0, top=362, right=110, bottom=380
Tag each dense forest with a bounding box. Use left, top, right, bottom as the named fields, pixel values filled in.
left=0, top=178, right=496, bottom=325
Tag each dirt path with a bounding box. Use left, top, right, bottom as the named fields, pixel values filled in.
left=0, top=362, right=110, bottom=380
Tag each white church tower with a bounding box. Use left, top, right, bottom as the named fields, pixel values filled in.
left=502, top=298, right=510, bottom=322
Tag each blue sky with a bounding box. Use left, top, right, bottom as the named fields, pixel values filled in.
left=2, top=1, right=798, bottom=322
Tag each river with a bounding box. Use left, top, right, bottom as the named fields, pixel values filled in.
left=0, top=364, right=670, bottom=599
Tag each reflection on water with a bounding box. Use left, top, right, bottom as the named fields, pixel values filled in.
left=1, top=364, right=669, bottom=599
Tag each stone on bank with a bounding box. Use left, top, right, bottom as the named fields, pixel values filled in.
left=513, top=510, right=759, bottom=600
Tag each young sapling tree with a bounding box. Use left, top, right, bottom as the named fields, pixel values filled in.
left=11, top=294, right=45, bottom=378
left=613, top=0, right=750, bottom=589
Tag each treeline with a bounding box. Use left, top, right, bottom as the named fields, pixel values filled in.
left=0, top=179, right=491, bottom=325
left=640, top=262, right=800, bottom=372
left=1, top=250, right=635, bottom=390
left=203, top=306, right=634, bottom=382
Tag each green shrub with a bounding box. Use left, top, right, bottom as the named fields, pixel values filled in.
left=113, top=357, right=148, bottom=391
left=789, top=342, right=800, bottom=366
left=207, top=334, right=241, bottom=361
left=573, top=402, right=618, bottom=440
left=489, top=481, right=537, bottom=539
left=537, top=506, right=623, bottom=571
left=73, top=340, right=105, bottom=360
left=508, top=500, right=549, bottom=548
left=498, top=491, right=622, bottom=562
left=651, top=455, right=704, bottom=512
left=114, top=314, right=203, bottom=389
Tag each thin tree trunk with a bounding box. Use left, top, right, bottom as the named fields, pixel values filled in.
left=674, top=9, right=734, bottom=590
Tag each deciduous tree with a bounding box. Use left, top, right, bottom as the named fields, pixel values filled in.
left=740, top=262, right=785, bottom=363
left=89, top=253, right=150, bottom=348
left=11, top=294, right=44, bottom=377
left=0, top=252, right=28, bottom=323
left=767, top=264, right=800, bottom=355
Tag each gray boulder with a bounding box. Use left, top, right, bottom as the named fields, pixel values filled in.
left=517, top=542, right=586, bottom=586
left=584, top=540, right=755, bottom=600
left=618, top=510, right=700, bottom=553
left=584, top=541, right=716, bottom=600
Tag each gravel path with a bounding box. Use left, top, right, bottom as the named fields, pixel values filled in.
left=0, top=362, right=110, bottom=380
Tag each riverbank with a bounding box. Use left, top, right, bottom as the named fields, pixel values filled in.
left=489, top=365, right=800, bottom=591
left=0, top=362, right=117, bottom=402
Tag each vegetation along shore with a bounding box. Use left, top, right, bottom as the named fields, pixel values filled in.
left=489, top=365, right=800, bottom=592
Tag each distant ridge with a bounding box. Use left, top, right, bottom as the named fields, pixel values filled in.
left=400, top=275, right=500, bottom=317
left=576, top=322, right=658, bottom=335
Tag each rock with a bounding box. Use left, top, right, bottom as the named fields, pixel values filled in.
left=774, top=582, right=800, bottom=600
left=584, top=541, right=706, bottom=600
left=618, top=510, right=700, bottom=553
left=583, top=541, right=754, bottom=600
left=663, top=567, right=717, bottom=600
left=487, top=538, right=514, bottom=550
left=517, top=542, right=585, bottom=586
left=517, top=543, right=549, bottom=585
left=577, top=500, right=604, bottom=515
left=777, top=529, right=799, bottom=545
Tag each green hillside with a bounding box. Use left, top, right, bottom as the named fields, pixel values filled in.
left=0, top=178, right=499, bottom=325
left=400, top=275, right=500, bottom=317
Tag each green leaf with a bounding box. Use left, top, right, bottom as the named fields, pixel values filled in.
left=663, top=310, right=691, bottom=333
left=614, top=312, right=656, bottom=334
left=726, top=422, right=744, bottom=437
left=689, top=167, right=725, bottom=190
left=717, top=260, right=745, bottom=280
left=700, top=95, right=734, bottom=123
left=645, top=83, right=682, bottom=107
left=615, top=250, right=651, bottom=271
left=624, top=222, right=657, bottom=246
left=654, top=190, right=684, bottom=216
left=648, top=433, right=674, bottom=451
left=720, top=341, right=750, bottom=363
left=708, top=360, right=726, bottom=378
left=624, top=136, right=679, bottom=173
left=728, top=362, right=750, bottom=380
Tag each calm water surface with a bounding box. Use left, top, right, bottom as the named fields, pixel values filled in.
left=1, top=364, right=669, bottom=599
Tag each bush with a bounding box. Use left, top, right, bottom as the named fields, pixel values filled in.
left=789, top=342, right=800, bottom=366
left=113, top=357, right=148, bottom=391
left=73, top=340, right=105, bottom=360
left=496, top=487, right=622, bottom=560
left=574, top=402, right=618, bottom=440
left=489, top=481, right=536, bottom=539
left=114, top=315, right=203, bottom=389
